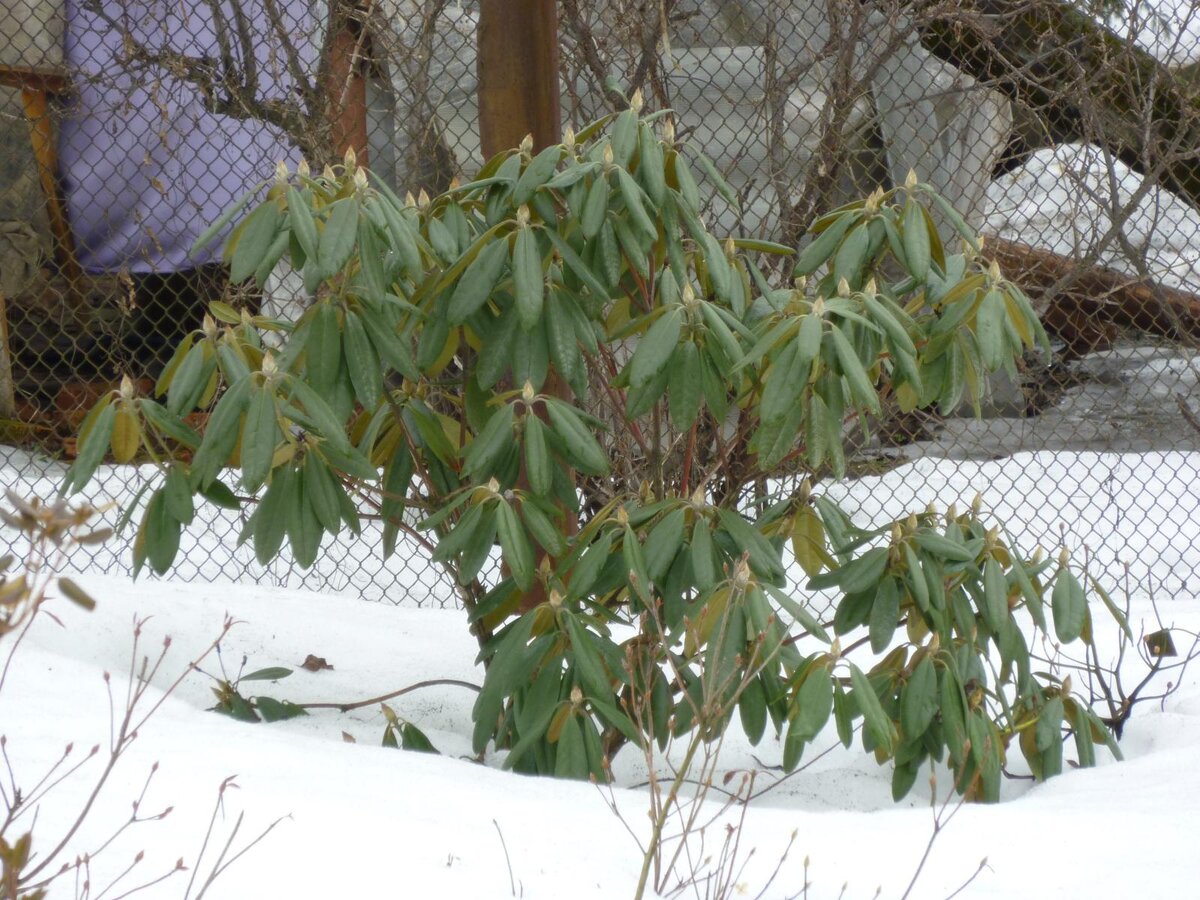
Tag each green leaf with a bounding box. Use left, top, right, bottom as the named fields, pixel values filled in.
left=447, top=238, right=509, bottom=324
left=902, top=201, right=931, bottom=280
left=342, top=310, right=383, bottom=410
left=796, top=212, right=856, bottom=275
left=643, top=508, right=686, bottom=581
left=254, top=696, right=308, bottom=722
left=306, top=301, right=343, bottom=396
left=523, top=416, right=553, bottom=496
left=512, top=227, right=545, bottom=331
left=975, top=289, right=1007, bottom=371
left=166, top=343, right=208, bottom=416
left=544, top=399, right=608, bottom=475
left=739, top=675, right=768, bottom=745
left=241, top=384, right=279, bottom=493
left=304, top=452, right=343, bottom=533
left=242, top=666, right=294, bottom=682
left=318, top=197, right=360, bottom=278
left=832, top=223, right=870, bottom=285
left=982, top=558, right=1009, bottom=633
left=463, top=404, right=515, bottom=479
left=142, top=490, right=181, bottom=575
left=515, top=144, right=563, bottom=205
left=163, top=465, right=195, bottom=525
left=628, top=307, right=682, bottom=388
left=400, top=722, right=439, bottom=754
left=66, top=400, right=115, bottom=494
left=1036, top=696, right=1064, bottom=752
left=716, top=508, right=785, bottom=584
left=496, top=500, right=534, bottom=591
left=1052, top=567, right=1086, bottom=643
left=829, top=324, right=880, bottom=414
left=581, top=174, right=609, bottom=239
left=287, top=187, right=318, bottom=259
left=869, top=577, right=900, bottom=653
left=901, top=655, right=937, bottom=738
left=791, top=664, right=833, bottom=743
left=521, top=498, right=566, bottom=557
left=356, top=217, right=390, bottom=303
left=849, top=663, right=894, bottom=754
left=565, top=613, right=612, bottom=699
left=229, top=201, right=283, bottom=284
left=763, top=584, right=830, bottom=643
left=616, top=168, right=657, bottom=240
left=637, top=125, right=666, bottom=205
left=544, top=296, right=582, bottom=387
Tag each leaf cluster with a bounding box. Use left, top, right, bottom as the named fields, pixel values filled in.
left=64, top=112, right=1110, bottom=796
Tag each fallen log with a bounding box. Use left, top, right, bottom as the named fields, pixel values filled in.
left=983, top=233, right=1200, bottom=356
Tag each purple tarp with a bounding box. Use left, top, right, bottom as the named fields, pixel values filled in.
left=59, top=1, right=317, bottom=273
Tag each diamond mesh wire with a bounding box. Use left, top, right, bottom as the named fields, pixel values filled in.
left=2, top=0, right=1200, bottom=612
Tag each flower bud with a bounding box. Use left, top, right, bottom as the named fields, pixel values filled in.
left=274, top=160, right=289, bottom=183
left=905, top=169, right=918, bottom=190
left=297, top=157, right=311, bottom=179
left=630, top=88, right=644, bottom=114
left=732, top=554, right=752, bottom=591
left=343, top=145, right=357, bottom=170
left=836, top=277, right=850, bottom=297
left=519, top=133, right=534, bottom=156
left=516, top=204, right=531, bottom=228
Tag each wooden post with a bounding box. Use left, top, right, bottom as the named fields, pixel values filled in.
left=0, top=67, right=82, bottom=295
left=477, top=0, right=560, bottom=157
left=477, top=0, right=566, bottom=612
left=325, top=11, right=370, bottom=165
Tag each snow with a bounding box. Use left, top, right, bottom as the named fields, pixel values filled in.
left=985, top=143, right=1200, bottom=296
left=1103, top=0, right=1200, bottom=65
left=4, top=450, right=1200, bottom=898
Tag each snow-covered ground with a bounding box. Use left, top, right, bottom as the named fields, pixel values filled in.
left=4, top=450, right=1200, bottom=898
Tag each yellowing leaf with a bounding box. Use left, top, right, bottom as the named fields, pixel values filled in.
left=110, top=405, right=140, bottom=463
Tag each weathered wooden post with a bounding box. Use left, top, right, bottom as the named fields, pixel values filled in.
left=476, top=0, right=560, bottom=156
left=324, top=3, right=371, bottom=164
left=476, top=0, right=566, bottom=612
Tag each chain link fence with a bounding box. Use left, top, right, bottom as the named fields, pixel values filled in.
left=2, top=0, right=1200, bottom=609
